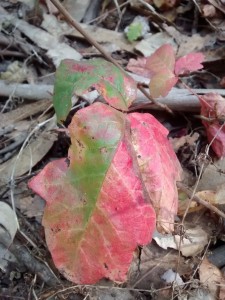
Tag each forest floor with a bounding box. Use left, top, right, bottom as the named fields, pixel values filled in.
left=1, top=0, right=225, bottom=299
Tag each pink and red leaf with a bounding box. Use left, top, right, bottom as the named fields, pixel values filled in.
left=146, top=44, right=176, bottom=74
left=128, top=113, right=182, bottom=232
left=175, top=53, right=205, bottom=76
left=127, top=46, right=204, bottom=98
left=145, top=45, right=177, bottom=97
left=29, top=102, right=182, bottom=284
left=126, top=57, right=152, bottom=78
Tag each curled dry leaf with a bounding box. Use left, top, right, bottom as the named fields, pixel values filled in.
left=199, top=93, right=225, bottom=158
left=0, top=202, right=18, bottom=247
left=199, top=258, right=225, bottom=299
left=0, top=202, right=18, bottom=272
left=153, top=0, right=178, bottom=10
left=153, top=226, right=208, bottom=257
left=29, top=102, right=181, bottom=284
left=197, top=157, right=225, bottom=191
left=202, top=4, right=217, bottom=18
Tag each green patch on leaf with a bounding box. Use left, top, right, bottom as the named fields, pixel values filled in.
left=67, top=103, right=125, bottom=222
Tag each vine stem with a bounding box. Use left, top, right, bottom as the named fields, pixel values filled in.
left=50, top=0, right=172, bottom=113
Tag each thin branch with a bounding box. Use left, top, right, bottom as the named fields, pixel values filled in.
left=177, top=182, right=225, bottom=219
left=137, top=84, right=173, bottom=114
left=2, top=80, right=225, bottom=111
left=0, top=234, right=60, bottom=287
left=0, top=80, right=53, bottom=100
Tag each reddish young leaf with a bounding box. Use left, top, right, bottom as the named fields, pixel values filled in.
left=149, top=70, right=178, bottom=98
left=175, top=53, right=205, bottom=76
left=146, top=44, right=176, bottom=74
left=199, top=93, right=225, bottom=158
left=126, top=57, right=152, bottom=78
left=145, top=45, right=177, bottom=97
left=128, top=113, right=182, bottom=232
left=29, top=103, right=182, bottom=284
left=53, top=59, right=137, bottom=122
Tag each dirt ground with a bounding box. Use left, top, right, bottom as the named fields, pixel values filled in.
left=1, top=0, right=225, bottom=299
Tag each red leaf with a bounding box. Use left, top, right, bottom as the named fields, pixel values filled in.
left=146, top=44, right=175, bottom=74
left=29, top=103, right=156, bottom=284
left=175, top=53, right=204, bottom=76
left=29, top=103, right=182, bottom=284
left=127, top=57, right=153, bottom=78
left=128, top=113, right=182, bottom=232
left=29, top=155, right=155, bottom=284
left=144, top=45, right=177, bottom=97
left=149, top=70, right=178, bottom=98
left=199, top=93, right=225, bottom=158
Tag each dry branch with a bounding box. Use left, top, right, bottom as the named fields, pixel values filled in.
left=0, top=80, right=53, bottom=100
left=0, top=233, right=60, bottom=286
left=1, top=80, right=225, bottom=111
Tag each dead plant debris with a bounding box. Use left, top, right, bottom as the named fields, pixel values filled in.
left=0, top=0, right=225, bottom=299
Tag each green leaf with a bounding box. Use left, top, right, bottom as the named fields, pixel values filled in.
left=53, top=59, right=137, bottom=122
left=126, top=22, right=143, bottom=42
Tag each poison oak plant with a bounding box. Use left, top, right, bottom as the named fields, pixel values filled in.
left=28, top=45, right=224, bottom=285
left=128, top=44, right=225, bottom=157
